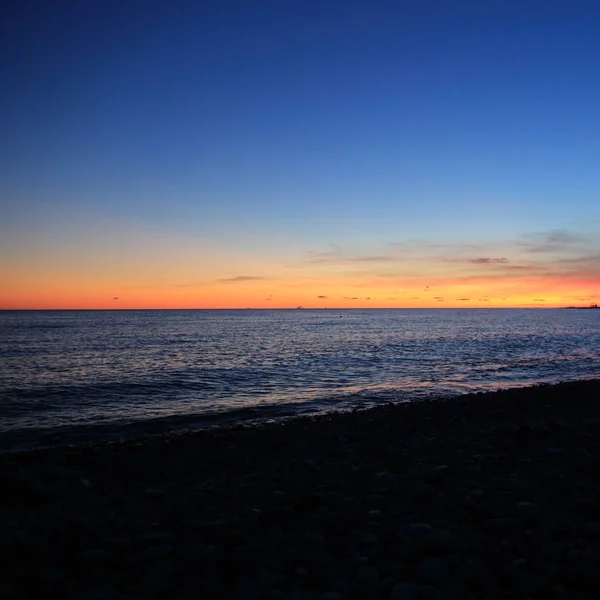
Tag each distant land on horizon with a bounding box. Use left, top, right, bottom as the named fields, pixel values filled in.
left=562, top=304, right=600, bottom=310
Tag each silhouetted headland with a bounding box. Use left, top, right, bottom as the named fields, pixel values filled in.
left=562, top=304, right=599, bottom=309
left=2, top=379, right=600, bottom=598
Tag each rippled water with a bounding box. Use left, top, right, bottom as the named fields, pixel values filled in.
left=1, top=309, right=599, bottom=450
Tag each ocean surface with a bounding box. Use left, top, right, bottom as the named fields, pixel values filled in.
left=1, top=308, right=599, bottom=452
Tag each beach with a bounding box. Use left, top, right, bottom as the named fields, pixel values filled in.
left=2, top=379, right=600, bottom=599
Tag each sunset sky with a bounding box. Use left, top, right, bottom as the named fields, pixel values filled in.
left=2, top=0, right=599, bottom=309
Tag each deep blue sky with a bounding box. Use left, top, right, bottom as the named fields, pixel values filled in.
left=2, top=0, right=600, bottom=308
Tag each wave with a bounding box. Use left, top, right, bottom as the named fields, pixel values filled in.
left=1, top=373, right=595, bottom=453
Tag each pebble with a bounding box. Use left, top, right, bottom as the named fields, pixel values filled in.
left=405, top=523, right=450, bottom=554
left=484, top=517, right=520, bottom=536
left=356, top=564, right=380, bottom=590
left=456, top=558, right=491, bottom=586
left=103, top=536, right=133, bottom=550
left=390, top=583, right=421, bottom=600
left=583, top=522, right=600, bottom=537
left=299, top=529, right=327, bottom=551
left=141, top=544, right=173, bottom=560
left=368, top=509, right=385, bottom=521
left=140, top=530, right=175, bottom=543
left=517, top=501, right=540, bottom=522
left=144, top=488, right=167, bottom=497
left=504, top=558, right=528, bottom=582
left=327, top=574, right=349, bottom=595
left=74, top=588, right=120, bottom=600
left=415, top=556, right=450, bottom=586
left=551, top=584, right=569, bottom=599
left=81, top=548, right=113, bottom=564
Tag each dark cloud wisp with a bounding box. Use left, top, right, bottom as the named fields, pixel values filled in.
left=217, top=276, right=267, bottom=283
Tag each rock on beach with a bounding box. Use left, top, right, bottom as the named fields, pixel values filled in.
left=2, top=379, right=600, bottom=598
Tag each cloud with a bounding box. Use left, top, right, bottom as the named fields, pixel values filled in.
left=457, top=298, right=470, bottom=301
left=546, top=229, right=584, bottom=244
left=391, top=240, right=482, bottom=251
left=307, top=251, right=395, bottom=265
left=546, top=253, right=600, bottom=279
left=518, top=229, right=588, bottom=254
left=317, top=295, right=328, bottom=299
left=217, top=276, right=267, bottom=283
left=449, top=259, right=551, bottom=275
left=470, top=257, right=509, bottom=264
left=503, top=265, right=547, bottom=271
left=442, top=257, right=510, bottom=265
left=520, top=228, right=583, bottom=243
left=297, top=229, right=599, bottom=298
left=547, top=229, right=583, bottom=244
left=532, top=298, right=546, bottom=301
left=557, top=253, right=600, bottom=265
left=351, top=256, right=395, bottom=263
left=522, top=244, right=571, bottom=254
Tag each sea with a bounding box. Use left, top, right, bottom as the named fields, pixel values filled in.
left=1, top=308, right=599, bottom=452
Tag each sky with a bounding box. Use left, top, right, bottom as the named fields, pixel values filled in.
left=2, top=0, right=599, bottom=309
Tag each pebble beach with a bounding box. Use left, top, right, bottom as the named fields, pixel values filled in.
left=2, top=379, right=600, bottom=599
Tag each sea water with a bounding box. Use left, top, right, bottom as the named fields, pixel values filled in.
left=1, top=308, right=599, bottom=451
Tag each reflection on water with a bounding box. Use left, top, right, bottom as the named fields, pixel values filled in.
left=0, top=309, right=599, bottom=443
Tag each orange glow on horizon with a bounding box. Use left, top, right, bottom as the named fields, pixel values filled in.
left=2, top=228, right=598, bottom=310
left=2, top=275, right=598, bottom=310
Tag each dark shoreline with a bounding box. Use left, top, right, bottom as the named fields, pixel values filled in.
left=0, top=379, right=592, bottom=456
left=2, top=379, right=600, bottom=599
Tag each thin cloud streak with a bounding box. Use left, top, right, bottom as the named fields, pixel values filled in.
left=217, top=276, right=268, bottom=283
left=518, top=229, right=589, bottom=254
left=556, top=253, right=600, bottom=265
left=307, top=252, right=396, bottom=265
left=470, top=257, right=509, bottom=264
left=443, top=257, right=510, bottom=265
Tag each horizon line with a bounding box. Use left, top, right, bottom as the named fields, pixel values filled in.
left=0, top=306, right=569, bottom=311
